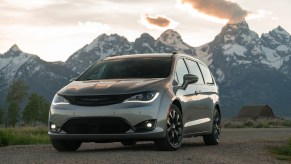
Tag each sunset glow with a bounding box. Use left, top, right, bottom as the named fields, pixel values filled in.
left=0, top=0, right=290, bottom=61
left=176, top=2, right=228, bottom=24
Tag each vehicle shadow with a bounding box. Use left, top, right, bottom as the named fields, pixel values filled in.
left=75, top=140, right=207, bottom=153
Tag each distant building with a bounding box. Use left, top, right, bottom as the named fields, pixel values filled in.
left=237, top=105, right=275, bottom=119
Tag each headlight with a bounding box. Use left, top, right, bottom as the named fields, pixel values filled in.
left=124, top=91, right=159, bottom=103
left=52, top=94, right=69, bottom=105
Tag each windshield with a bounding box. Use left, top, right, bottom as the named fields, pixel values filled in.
left=77, top=57, right=172, bottom=80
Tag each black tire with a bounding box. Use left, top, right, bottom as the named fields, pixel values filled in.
left=203, top=109, right=221, bottom=145
left=155, top=104, right=183, bottom=151
left=51, top=139, right=81, bottom=152
left=121, top=141, right=137, bottom=146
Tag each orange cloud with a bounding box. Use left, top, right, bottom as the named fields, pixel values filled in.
left=145, top=15, right=171, bottom=27
left=178, top=0, right=248, bottom=23
left=140, top=14, right=179, bottom=30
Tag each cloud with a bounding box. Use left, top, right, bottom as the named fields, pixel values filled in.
left=145, top=15, right=171, bottom=27
left=140, top=14, right=179, bottom=30
left=246, top=9, right=273, bottom=21
left=78, top=21, right=111, bottom=31
left=177, top=0, right=248, bottom=23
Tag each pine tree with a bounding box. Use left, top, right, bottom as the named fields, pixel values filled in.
left=5, top=80, right=28, bottom=127
left=23, top=93, right=49, bottom=125
left=39, top=100, right=50, bottom=124
left=6, top=80, right=28, bottom=104
left=7, top=102, right=20, bottom=127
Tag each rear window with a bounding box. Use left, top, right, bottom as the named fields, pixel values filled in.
left=77, top=57, right=172, bottom=80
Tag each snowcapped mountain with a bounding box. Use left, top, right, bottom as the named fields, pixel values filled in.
left=65, top=34, right=132, bottom=73
left=157, top=29, right=195, bottom=52
left=0, top=45, right=77, bottom=104
left=196, top=21, right=291, bottom=117
left=1, top=22, right=291, bottom=117
left=65, top=29, right=195, bottom=73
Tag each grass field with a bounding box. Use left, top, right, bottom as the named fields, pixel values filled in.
left=0, top=127, right=50, bottom=147
left=222, top=118, right=291, bottom=128
left=272, top=138, right=291, bottom=161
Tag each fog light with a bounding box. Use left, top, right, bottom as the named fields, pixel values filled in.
left=51, top=124, right=56, bottom=129
left=146, top=122, right=153, bottom=128
left=50, top=123, right=60, bottom=132
left=134, top=119, right=156, bottom=132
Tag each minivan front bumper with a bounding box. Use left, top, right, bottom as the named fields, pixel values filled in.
left=48, top=127, right=166, bottom=142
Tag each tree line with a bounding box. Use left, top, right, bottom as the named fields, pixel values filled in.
left=0, top=80, right=49, bottom=127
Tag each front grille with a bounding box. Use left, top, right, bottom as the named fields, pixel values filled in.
left=61, top=117, right=132, bottom=134
left=63, top=94, right=133, bottom=106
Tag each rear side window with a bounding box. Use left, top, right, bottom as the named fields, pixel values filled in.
left=199, top=64, right=214, bottom=84
left=185, top=59, right=204, bottom=84
left=175, top=59, right=189, bottom=85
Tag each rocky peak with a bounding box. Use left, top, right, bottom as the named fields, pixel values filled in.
left=158, top=29, right=183, bottom=45
left=84, top=34, right=130, bottom=52
left=132, top=33, right=156, bottom=54
left=269, top=26, right=290, bottom=44
left=261, top=26, right=291, bottom=48
left=93, top=34, right=125, bottom=44
left=137, top=33, right=155, bottom=41
left=213, top=21, right=259, bottom=46
left=157, top=29, right=193, bottom=51
left=8, top=44, right=22, bottom=53
left=223, top=21, right=249, bottom=31
left=3, top=44, right=39, bottom=60
left=133, top=33, right=155, bottom=46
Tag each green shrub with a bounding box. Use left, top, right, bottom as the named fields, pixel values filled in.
left=223, top=121, right=244, bottom=128
left=243, top=119, right=255, bottom=127
left=0, top=127, right=50, bottom=147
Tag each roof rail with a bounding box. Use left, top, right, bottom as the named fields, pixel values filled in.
left=100, top=54, right=120, bottom=61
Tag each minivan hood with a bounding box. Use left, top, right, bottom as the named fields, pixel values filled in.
left=58, top=78, right=168, bottom=96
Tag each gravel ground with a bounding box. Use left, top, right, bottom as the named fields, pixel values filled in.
left=0, top=128, right=290, bottom=164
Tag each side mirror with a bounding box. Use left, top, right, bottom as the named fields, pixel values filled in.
left=70, top=77, right=77, bottom=82
left=182, top=74, right=198, bottom=90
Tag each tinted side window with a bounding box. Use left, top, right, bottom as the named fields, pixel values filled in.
left=185, top=59, right=204, bottom=84
left=175, top=59, right=189, bottom=85
left=199, top=64, right=214, bottom=84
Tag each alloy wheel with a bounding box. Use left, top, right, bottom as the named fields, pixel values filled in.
left=167, top=109, right=183, bottom=146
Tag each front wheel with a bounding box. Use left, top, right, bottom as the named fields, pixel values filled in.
left=51, top=139, right=81, bottom=151
left=155, top=104, right=183, bottom=151
left=203, top=109, right=221, bottom=145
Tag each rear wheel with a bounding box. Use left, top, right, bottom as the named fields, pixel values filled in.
left=155, top=104, right=183, bottom=151
left=51, top=139, right=81, bottom=151
left=121, top=141, right=137, bottom=146
left=203, top=109, right=221, bottom=145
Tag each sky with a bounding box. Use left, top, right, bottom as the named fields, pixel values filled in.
left=1, top=0, right=291, bottom=62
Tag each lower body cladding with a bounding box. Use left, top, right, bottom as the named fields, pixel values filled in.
left=49, top=100, right=168, bottom=142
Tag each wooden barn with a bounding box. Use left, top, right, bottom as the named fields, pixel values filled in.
left=237, top=105, right=275, bottom=119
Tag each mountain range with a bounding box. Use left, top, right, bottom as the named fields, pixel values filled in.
left=1, top=21, right=290, bottom=118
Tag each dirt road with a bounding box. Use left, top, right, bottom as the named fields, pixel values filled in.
left=0, top=128, right=290, bottom=164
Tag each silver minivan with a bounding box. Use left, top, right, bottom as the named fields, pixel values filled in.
left=49, top=53, right=221, bottom=151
